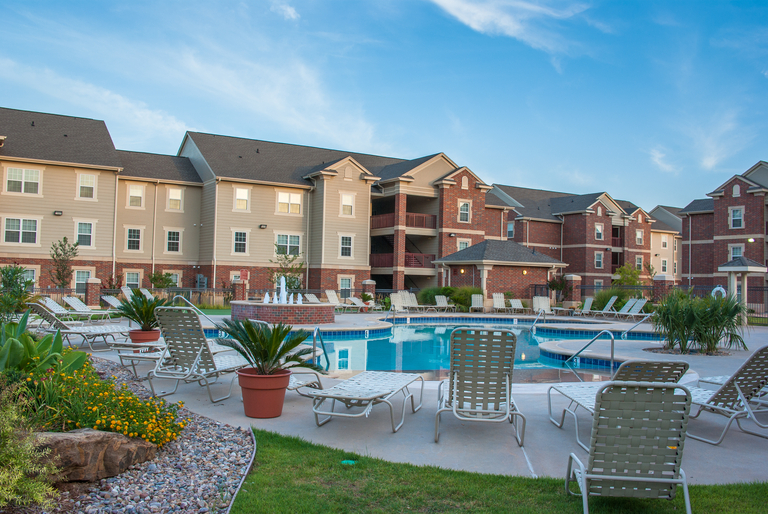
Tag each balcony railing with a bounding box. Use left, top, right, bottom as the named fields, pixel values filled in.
left=369, top=253, right=435, bottom=268
left=611, top=237, right=622, bottom=247
left=370, top=212, right=437, bottom=230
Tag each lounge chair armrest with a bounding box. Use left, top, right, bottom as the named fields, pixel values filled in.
left=565, top=453, right=586, bottom=496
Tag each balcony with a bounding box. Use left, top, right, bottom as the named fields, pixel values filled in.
left=611, top=237, right=622, bottom=247
left=370, top=212, right=437, bottom=230
left=369, top=253, right=435, bottom=268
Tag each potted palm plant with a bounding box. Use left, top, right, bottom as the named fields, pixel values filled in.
left=215, top=319, right=323, bottom=418
left=116, top=293, right=168, bottom=343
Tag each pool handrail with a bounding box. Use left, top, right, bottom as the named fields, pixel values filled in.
left=312, top=326, right=331, bottom=371
left=620, top=312, right=655, bottom=340
left=562, top=329, right=615, bottom=382
left=531, top=308, right=546, bottom=334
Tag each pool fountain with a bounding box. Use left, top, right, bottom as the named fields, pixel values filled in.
left=231, top=277, right=336, bottom=324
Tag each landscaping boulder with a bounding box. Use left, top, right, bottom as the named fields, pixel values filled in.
left=35, top=428, right=157, bottom=482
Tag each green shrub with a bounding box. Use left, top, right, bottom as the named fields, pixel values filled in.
left=0, top=379, right=58, bottom=509
left=0, top=265, right=37, bottom=323
left=0, top=312, right=87, bottom=374
left=450, top=286, right=482, bottom=312
left=25, top=359, right=185, bottom=447
left=417, top=287, right=455, bottom=306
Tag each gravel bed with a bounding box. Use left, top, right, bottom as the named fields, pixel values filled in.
left=9, top=357, right=255, bottom=514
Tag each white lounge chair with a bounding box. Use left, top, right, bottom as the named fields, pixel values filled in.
left=408, top=292, right=435, bottom=312
left=139, top=288, right=155, bottom=300
left=565, top=381, right=693, bottom=514
left=62, top=296, right=118, bottom=323
left=492, top=293, right=510, bottom=313
left=304, top=293, right=323, bottom=304
left=532, top=296, right=552, bottom=315
left=469, top=294, right=485, bottom=313
left=324, top=290, right=349, bottom=313
left=612, top=298, right=637, bottom=319
left=572, top=297, right=594, bottom=317
left=508, top=299, right=531, bottom=314
left=435, top=328, right=526, bottom=444
left=389, top=293, right=409, bottom=314
left=149, top=306, right=250, bottom=403
left=26, top=302, right=130, bottom=352
left=347, top=297, right=369, bottom=313
left=686, top=345, right=768, bottom=445
left=618, top=298, right=648, bottom=321
left=548, top=360, right=689, bottom=451
left=592, top=296, right=618, bottom=318
left=38, top=296, right=84, bottom=324
left=121, top=286, right=135, bottom=301
left=101, top=295, right=123, bottom=309
left=435, top=295, right=456, bottom=313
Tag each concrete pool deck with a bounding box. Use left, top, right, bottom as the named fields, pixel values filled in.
left=84, top=313, right=768, bottom=485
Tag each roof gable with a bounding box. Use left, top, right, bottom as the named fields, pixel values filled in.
left=742, top=161, right=768, bottom=188
left=117, top=150, right=202, bottom=183
left=434, top=239, right=566, bottom=267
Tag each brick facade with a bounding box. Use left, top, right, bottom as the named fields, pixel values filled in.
left=231, top=301, right=336, bottom=324
left=485, top=266, right=548, bottom=300
left=306, top=268, right=371, bottom=291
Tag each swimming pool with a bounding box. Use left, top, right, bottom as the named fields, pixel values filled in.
left=206, top=323, right=643, bottom=383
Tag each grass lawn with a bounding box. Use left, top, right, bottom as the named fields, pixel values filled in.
left=230, top=430, right=768, bottom=514
left=199, top=308, right=231, bottom=315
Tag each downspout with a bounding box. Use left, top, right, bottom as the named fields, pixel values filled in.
left=526, top=220, right=529, bottom=248
left=500, top=210, right=504, bottom=239
left=111, top=174, right=119, bottom=277
left=151, top=180, right=159, bottom=275
left=559, top=215, right=564, bottom=262
left=306, top=184, right=314, bottom=288
left=213, top=178, right=220, bottom=287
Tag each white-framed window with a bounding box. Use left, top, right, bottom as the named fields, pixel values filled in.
left=635, top=256, right=643, bottom=270
left=77, top=173, right=96, bottom=199
left=337, top=348, right=350, bottom=370
left=338, top=276, right=354, bottom=299
left=167, top=230, right=181, bottom=252
left=127, top=228, right=141, bottom=251
left=277, top=191, right=301, bottom=214
left=4, top=218, right=38, bottom=244
left=167, top=187, right=183, bottom=211
left=164, top=272, right=180, bottom=287
left=21, top=268, right=37, bottom=290
left=661, top=234, right=668, bottom=248
left=594, top=279, right=604, bottom=290
left=674, top=239, right=678, bottom=252
left=340, top=193, right=354, bottom=217
left=507, top=222, right=514, bottom=239
left=594, top=251, right=603, bottom=269
left=595, top=223, right=604, bottom=241
left=234, top=231, right=248, bottom=254
left=340, top=235, right=353, bottom=258
left=276, top=234, right=300, bottom=255
left=661, top=259, right=668, bottom=273
left=674, top=261, right=678, bottom=274
left=458, top=238, right=471, bottom=251
left=74, top=270, right=91, bottom=294
left=127, top=184, right=144, bottom=208
left=636, top=229, right=644, bottom=245
left=76, top=221, right=93, bottom=247
left=125, top=272, right=141, bottom=289
left=458, top=201, right=471, bottom=223
left=729, top=244, right=744, bottom=261
left=5, top=168, right=41, bottom=195
left=733, top=184, right=740, bottom=197
left=729, top=207, right=744, bottom=229
left=234, top=187, right=250, bottom=211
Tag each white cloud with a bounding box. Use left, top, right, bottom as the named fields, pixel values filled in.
left=649, top=146, right=678, bottom=173
left=270, top=2, right=299, bottom=21
left=429, top=0, right=590, bottom=54
left=0, top=57, right=189, bottom=151
left=684, top=109, right=753, bottom=171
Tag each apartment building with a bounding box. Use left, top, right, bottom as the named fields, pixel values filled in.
left=648, top=205, right=683, bottom=281
left=680, top=161, right=768, bottom=295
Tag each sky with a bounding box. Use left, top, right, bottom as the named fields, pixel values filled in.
left=1, top=1, right=768, bottom=211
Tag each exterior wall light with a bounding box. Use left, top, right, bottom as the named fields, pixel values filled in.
left=460, top=268, right=465, bottom=274
left=53, top=211, right=63, bottom=216
left=748, top=238, right=755, bottom=243
left=449, top=233, right=456, bottom=237
left=522, top=269, right=528, bottom=275
left=259, top=224, right=267, bottom=229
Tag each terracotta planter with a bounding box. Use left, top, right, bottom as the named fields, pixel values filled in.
left=128, top=329, right=161, bottom=344
left=237, top=368, right=292, bottom=418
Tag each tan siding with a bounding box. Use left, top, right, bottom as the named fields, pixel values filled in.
left=308, top=180, right=324, bottom=265
left=407, top=159, right=456, bottom=188
left=0, top=162, right=116, bottom=258
left=153, top=183, right=202, bottom=263
left=322, top=170, right=371, bottom=267
left=115, top=179, right=156, bottom=262
left=199, top=181, right=216, bottom=262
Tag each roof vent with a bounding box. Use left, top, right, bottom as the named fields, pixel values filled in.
left=256, top=148, right=259, bottom=153
left=31, top=121, right=35, bottom=127
left=0, top=135, right=5, bottom=148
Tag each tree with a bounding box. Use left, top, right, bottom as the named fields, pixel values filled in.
left=612, top=262, right=642, bottom=286
left=268, top=245, right=305, bottom=290
left=547, top=275, right=571, bottom=302
left=101, top=273, right=123, bottom=290
left=644, top=262, right=657, bottom=284
left=0, top=265, right=35, bottom=322
left=149, top=271, right=176, bottom=289
left=49, top=237, right=78, bottom=289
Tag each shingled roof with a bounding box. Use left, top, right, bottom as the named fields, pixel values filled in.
left=650, top=219, right=679, bottom=233
left=680, top=198, right=714, bottom=214
left=184, top=132, right=406, bottom=186
left=434, top=240, right=565, bottom=267
left=117, top=150, right=202, bottom=183
left=376, top=154, right=441, bottom=181
left=0, top=107, right=121, bottom=169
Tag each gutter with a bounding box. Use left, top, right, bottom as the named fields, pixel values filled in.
left=688, top=215, right=692, bottom=285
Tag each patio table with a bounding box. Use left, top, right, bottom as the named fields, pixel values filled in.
left=308, top=371, right=424, bottom=432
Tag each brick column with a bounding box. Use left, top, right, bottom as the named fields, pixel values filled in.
left=564, top=274, right=581, bottom=308
left=233, top=279, right=249, bottom=301
left=653, top=274, right=674, bottom=303
left=85, top=278, right=101, bottom=308
left=361, top=279, right=376, bottom=297
left=393, top=193, right=407, bottom=290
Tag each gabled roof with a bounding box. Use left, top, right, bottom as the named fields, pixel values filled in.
left=376, top=154, right=442, bottom=181
left=183, top=132, right=404, bottom=186
left=707, top=174, right=762, bottom=197
left=653, top=205, right=683, bottom=217
left=434, top=239, right=565, bottom=267
left=679, top=198, right=714, bottom=215
left=650, top=219, right=679, bottom=234
left=117, top=150, right=202, bottom=183
left=718, top=256, right=767, bottom=272
left=0, top=107, right=122, bottom=169
left=485, top=191, right=511, bottom=208
left=550, top=192, right=606, bottom=215
left=493, top=184, right=576, bottom=221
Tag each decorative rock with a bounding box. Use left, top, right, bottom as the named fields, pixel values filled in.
left=36, top=428, right=157, bottom=482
